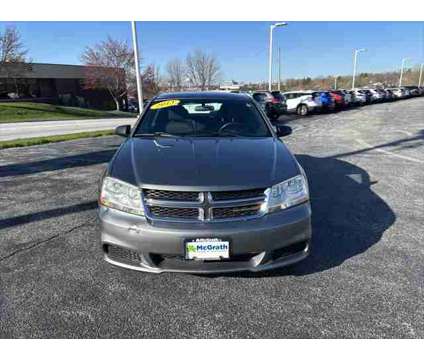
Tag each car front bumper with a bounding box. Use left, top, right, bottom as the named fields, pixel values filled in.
left=98, top=202, right=312, bottom=274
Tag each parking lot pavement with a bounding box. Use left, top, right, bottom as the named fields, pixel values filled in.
left=0, top=97, right=423, bottom=338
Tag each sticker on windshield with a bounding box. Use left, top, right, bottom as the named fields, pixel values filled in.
left=150, top=100, right=180, bottom=110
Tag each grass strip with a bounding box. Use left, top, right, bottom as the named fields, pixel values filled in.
left=0, top=130, right=115, bottom=149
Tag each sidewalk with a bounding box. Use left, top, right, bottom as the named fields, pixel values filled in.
left=0, top=117, right=137, bottom=141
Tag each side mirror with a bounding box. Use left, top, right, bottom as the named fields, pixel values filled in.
left=276, top=125, right=292, bottom=137
left=115, top=125, right=131, bottom=137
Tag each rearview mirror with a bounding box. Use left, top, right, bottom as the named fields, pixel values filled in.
left=115, top=125, right=131, bottom=137
left=275, top=125, right=292, bottom=137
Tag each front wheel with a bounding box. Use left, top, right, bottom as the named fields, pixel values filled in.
left=297, top=104, right=308, bottom=116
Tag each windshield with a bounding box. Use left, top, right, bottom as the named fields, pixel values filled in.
left=134, top=99, right=271, bottom=138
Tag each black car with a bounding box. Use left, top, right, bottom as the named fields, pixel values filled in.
left=252, top=91, right=287, bottom=121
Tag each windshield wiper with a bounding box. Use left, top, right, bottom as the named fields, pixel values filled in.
left=134, top=132, right=181, bottom=138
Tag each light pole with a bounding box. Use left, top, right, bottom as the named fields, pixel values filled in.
left=418, top=63, right=423, bottom=87
left=399, top=58, right=410, bottom=87
left=352, top=48, right=366, bottom=90
left=268, top=22, right=287, bottom=91
left=278, top=47, right=281, bottom=91
left=131, top=21, right=143, bottom=114
left=334, top=76, right=338, bottom=90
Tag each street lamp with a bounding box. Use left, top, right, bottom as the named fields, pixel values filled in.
left=418, top=63, right=423, bottom=87
left=352, top=48, right=366, bottom=90
left=131, top=21, right=143, bottom=114
left=268, top=22, right=287, bottom=91
left=399, top=58, right=410, bottom=87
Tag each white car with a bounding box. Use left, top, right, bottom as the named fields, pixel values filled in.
left=367, top=89, right=383, bottom=102
left=282, top=91, right=322, bottom=116
left=387, top=88, right=404, bottom=99
left=339, top=90, right=353, bottom=106
left=352, top=89, right=367, bottom=104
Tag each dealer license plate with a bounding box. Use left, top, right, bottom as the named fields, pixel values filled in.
left=185, top=238, right=230, bottom=260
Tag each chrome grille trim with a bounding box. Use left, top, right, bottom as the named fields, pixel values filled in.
left=143, top=188, right=267, bottom=222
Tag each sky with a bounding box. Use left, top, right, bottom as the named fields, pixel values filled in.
left=0, top=21, right=423, bottom=83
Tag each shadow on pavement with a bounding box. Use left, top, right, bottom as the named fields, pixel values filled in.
left=215, top=154, right=396, bottom=278
left=0, top=149, right=117, bottom=177
left=0, top=201, right=98, bottom=230
left=330, top=129, right=424, bottom=159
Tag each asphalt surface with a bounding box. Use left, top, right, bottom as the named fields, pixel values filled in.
left=0, top=117, right=137, bottom=141
left=0, top=98, right=423, bottom=338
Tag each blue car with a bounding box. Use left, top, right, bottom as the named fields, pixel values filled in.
left=319, top=91, right=335, bottom=111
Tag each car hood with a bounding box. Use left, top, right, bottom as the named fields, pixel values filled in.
left=109, top=137, right=300, bottom=190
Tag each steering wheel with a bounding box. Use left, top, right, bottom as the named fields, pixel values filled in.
left=218, top=122, right=246, bottom=135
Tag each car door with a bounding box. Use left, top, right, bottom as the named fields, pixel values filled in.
left=285, top=93, right=298, bottom=112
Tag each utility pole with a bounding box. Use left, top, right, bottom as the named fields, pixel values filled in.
left=419, top=63, right=423, bottom=87
left=268, top=22, right=287, bottom=91
left=131, top=21, right=143, bottom=114
left=399, top=58, right=410, bottom=87
left=352, top=48, right=366, bottom=89
left=278, top=47, right=281, bottom=91
left=334, top=76, right=338, bottom=90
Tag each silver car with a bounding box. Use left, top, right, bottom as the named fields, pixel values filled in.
left=98, top=92, right=311, bottom=273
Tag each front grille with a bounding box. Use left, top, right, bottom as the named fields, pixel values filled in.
left=144, top=188, right=266, bottom=222
left=212, top=204, right=262, bottom=219
left=211, top=188, right=265, bottom=201
left=149, top=206, right=199, bottom=219
left=150, top=252, right=259, bottom=265
left=143, top=189, right=199, bottom=202
left=105, top=244, right=141, bottom=266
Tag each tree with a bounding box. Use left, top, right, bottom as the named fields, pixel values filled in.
left=142, top=64, right=162, bottom=98
left=166, top=58, right=185, bottom=91
left=0, top=26, right=31, bottom=96
left=81, top=36, right=134, bottom=111
left=186, top=49, right=220, bottom=90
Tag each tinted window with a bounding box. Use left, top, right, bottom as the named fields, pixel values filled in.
left=135, top=99, right=271, bottom=138
left=253, top=93, right=268, bottom=102
left=271, top=92, right=285, bottom=101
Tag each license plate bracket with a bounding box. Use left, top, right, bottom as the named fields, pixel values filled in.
left=185, top=238, right=230, bottom=260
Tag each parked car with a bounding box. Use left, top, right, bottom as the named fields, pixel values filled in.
left=351, top=89, right=367, bottom=105
left=383, top=89, right=395, bottom=101
left=99, top=92, right=311, bottom=273
left=400, top=87, right=412, bottom=98
left=339, top=90, right=353, bottom=106
left=251, top=91, right=287, bottom=121
left=387, top=88, right=404, bottom=99
left=375, top=88, right=390, bottom=101
left=319, top=91, right=335, bottom=111
left=329, top=91, right=345, bottom=109
left=283, top=91, right=322, bottom=116
left=366, top=89, right=384, bottom=103
left=357, top=89, right=373, bottom=104
left=404, top=86, right=420, bottom=97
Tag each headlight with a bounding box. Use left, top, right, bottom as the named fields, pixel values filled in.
left=99, top=177, right=144, bottom=216
left=263, top=174, right=309, bottom=213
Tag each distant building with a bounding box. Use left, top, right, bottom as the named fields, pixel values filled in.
left=0, top=62, right=124, bottom=110
left=219, top=80, right=241, bottom=92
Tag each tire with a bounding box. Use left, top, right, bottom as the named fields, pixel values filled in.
left=297, top=104, right=308, bottom=116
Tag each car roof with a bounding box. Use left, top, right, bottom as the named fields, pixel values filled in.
left=153, top=91, right=251, bottom=101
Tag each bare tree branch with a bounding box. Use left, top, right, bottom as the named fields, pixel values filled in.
left=0, top=26, right=32, bottom=96
left=166, top=58, right=185, bottom=91
left=186, top=49, right=220, bottom=90
left=81, top=36, right=134, bottom=111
